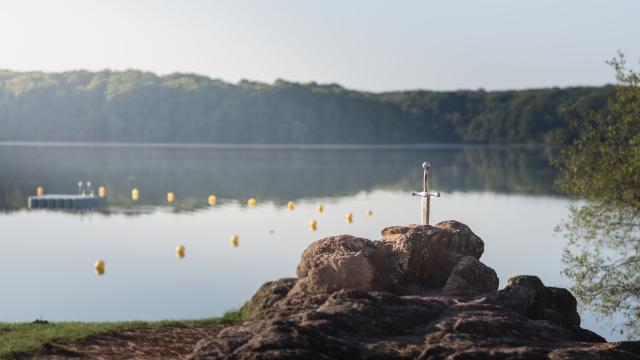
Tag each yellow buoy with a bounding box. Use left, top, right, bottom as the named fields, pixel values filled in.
left=367, top=210, right=373, bottom=216
left=167, top=192, right=175, bottom=203
left=36, top=186, right=44, bottom=196
left=287, top=201, right=295, bottom=210
left=94, top=260, right=105, bottom=276
left=346, top=212, right=353, bottom=223
left=230, top=234, right=239, bottom=247
left=208, top=195, right=217, bottom=206
left=131, top=188, right=140, bottom=201
left=176, top=245, right=185, bottom=258
left=317, top=203, right=324, bottom=213
left=309, top=219, right=318, bottom=231
left=98, top=186, right=107, bottom=198
left=247, top=198, right=257, bottom=207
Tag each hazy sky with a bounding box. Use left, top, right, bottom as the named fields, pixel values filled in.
left=1, top=0, right=638, bottom=91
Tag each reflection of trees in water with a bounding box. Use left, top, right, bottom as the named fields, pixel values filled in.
left=561, top=204, right=639, bottom=338
left=0, top=145, right=558, bottom=213
left=557, top=54, right=640, bottom=338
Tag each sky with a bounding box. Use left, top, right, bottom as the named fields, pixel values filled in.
left=0, top=0, right=638, bottom=92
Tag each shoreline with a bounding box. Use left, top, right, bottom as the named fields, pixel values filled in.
left=0, top=141, right=558, bottom=150
left=0, top=311, right=243, bottom=359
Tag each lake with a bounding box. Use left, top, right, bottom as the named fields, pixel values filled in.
left=0, top=143, right=623, bottom=341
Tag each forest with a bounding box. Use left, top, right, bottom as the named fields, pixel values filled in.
left=0, top=70, right=613, bottom=144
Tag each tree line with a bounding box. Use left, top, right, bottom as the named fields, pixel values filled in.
left=0, top=70, right=613, bottom=144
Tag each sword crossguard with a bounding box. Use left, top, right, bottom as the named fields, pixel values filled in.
left=411, top=191, right=440, bottom=198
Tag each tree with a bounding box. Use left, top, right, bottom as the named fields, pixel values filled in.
left=0, top=70, right=614, bottom=144
left=556, top=53, right=640, bottom=338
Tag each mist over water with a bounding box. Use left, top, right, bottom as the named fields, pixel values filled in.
left=0, top=144, right=558, bottom=212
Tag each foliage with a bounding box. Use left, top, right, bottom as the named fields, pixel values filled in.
left=0, top=70, right=612, bottom=144
left=556, top=53, right=640, bottom=338
left=0, top=310, right=243, bottom=358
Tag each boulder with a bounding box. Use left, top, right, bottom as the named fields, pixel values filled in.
left=187, top=222, right=638, bottom=359
left=380, top=221, right=486, bottom=288
left=489, top=275, right=583, bottom=329
left=489, top=274, right=544, bottom=314
left=442, top=256, right=499, bottom=294
left=293, top=220, right=493, bottom=294
left=240, top=278, right=296, bottom=317
left=379, top=220, right=484, bottom=261
left=292, top=235, right=378, bottom=294
left=382, top=225, right=465, bottom=288
left=189, top=289, right=636, bottom=359
left=431, top=220, right=485, bottom=259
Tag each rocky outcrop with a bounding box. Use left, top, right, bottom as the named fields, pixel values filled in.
left=442, top=256, right=499, bottom=295
left=292, top=221, right=493, bottom=295
left=239, top=278, right=296, bottom=317
left=189, top=221, right=640, bottom=359
left=292, top=235, right=379, bottom=294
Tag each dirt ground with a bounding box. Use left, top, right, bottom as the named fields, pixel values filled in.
left=17, top=323, right=225, bottom=360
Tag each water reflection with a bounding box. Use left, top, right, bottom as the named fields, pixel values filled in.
left=0, top=144, right=559, bottom=213
left=0, top=143, right=624, bottom=341
left=561, top=203, right=640, bottom=338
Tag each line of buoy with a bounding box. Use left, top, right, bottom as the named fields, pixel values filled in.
left=67, top=187, right=373, bottom=275
left=34, top=186, right=360, bottom=218
left=26, top=182, right=371, bottom=277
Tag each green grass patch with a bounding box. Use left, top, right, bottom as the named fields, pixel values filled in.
left=0, top=310, right=244, bottom=359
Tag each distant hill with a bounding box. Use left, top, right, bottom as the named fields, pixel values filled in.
left=0, top=70, right=613, bottom=144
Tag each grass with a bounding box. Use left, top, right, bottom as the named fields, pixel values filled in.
left=0, top=310, right=244, bottom=359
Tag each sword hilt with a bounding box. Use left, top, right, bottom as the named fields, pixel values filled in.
left=411, top=191, right=440, bottom=197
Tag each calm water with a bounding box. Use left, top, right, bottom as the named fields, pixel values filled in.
left=0, top=144, right=623, bottom=340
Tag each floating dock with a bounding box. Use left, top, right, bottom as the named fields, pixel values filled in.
left=28, top=194, right=101, bottom=210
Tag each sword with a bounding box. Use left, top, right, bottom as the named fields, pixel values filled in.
left=411, top=161, right=440, bottom=225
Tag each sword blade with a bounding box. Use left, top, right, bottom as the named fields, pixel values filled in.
left=421, top=196, right=427, bottom=225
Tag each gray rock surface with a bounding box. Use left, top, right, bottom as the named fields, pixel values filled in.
left=239, top=278, right=296, bottom=317
left=488, top=275, right=583, bottom=330
left=291, top=235, right=378, bottom=294
left=442, top=256, right=499, bottom=295
left=292, top=220, right=494, bottom=294
left=189, top=221, right=639, bottom=359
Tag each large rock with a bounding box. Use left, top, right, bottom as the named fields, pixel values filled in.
left=293, top=220, right=493, bottom=294
left=189, top=289, right=638, bottom=359
left=240, top=278, right=296, bottom=317
left=188, top=221, right=640, bottom=359
left=381, top=220, right=484, bottom=259
left=292, top=235, right=379, bottom=294
left=377, top=220, right=486, bottom=289
left=488, top=275, right=586, bottom=332
left=442, top=256, right=499, bottom=294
